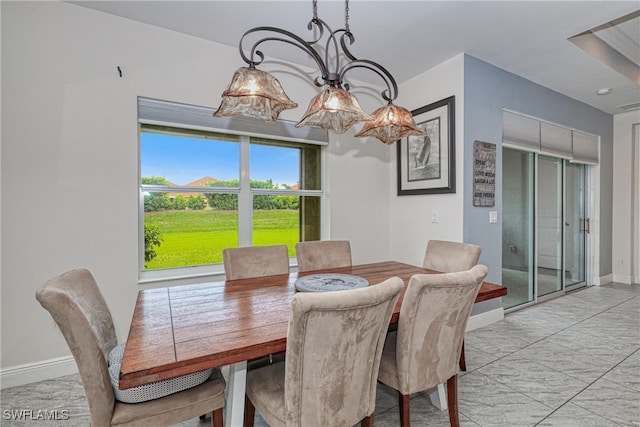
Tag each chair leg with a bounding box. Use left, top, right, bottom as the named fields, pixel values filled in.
left=398, top=393, right=411, bottom=427
left=212, top=408, right=224, bottom=427
left=361, top=415, right=374, bottom=427
left=459, top=340, right=467, bottom=371
left=244, top=395, right=255, bottom=427
left=446, top=375, right=460, bottom=427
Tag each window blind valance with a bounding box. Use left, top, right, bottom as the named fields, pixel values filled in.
left=502, top=110, right=599, bottom=165
left=138, top=97, right=329, bottom=146
left=502, top=111, right=540, bottom=153
left=541, top=122, right=573, bottom=159
left=571, top=131, right=599, bottom=165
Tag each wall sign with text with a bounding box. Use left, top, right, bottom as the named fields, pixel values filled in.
left=473, top=141, right=496, bottom=207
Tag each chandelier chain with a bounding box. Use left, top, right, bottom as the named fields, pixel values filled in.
left=344, top=0, right=350, bottom=33
left=312, top=0, right=318, bottom=20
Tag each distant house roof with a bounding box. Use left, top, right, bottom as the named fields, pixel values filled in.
left=185, top=176, right=217, bottom=187
left=290, top=184, right=299, bottom=190
left=168, top=176, right=218, bottom=200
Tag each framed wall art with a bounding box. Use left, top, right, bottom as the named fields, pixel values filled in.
left=397, top=96, right=455, bottom=195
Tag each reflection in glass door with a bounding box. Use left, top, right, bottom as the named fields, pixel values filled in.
left=502, top=148, right=535, bottom=307
left=565, top=163, right=587, bottom=289
left=537, top=156, right=563, bottom=298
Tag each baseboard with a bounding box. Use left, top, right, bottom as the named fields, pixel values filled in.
left=466, top=307, right=504, bottom=332
left=594, top=273, right=613, bottom=286
left=1, top=356, right=77, bottom=389
left=612, top=274, right=633, bottom=285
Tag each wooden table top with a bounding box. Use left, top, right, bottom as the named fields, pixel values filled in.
left=119, top=261, right=506, bottom=389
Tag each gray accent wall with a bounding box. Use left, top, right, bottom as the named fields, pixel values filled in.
left=463, top=55, right=614, bottom=281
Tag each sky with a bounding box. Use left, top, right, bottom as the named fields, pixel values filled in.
left=141, top=132, right=300, bottom=187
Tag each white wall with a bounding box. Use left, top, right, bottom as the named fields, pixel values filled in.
left=612, top=110, right=640, bottom=284
left=389, top=55, right=465, bottom=266
left=0, top=1, right=392, bottom=382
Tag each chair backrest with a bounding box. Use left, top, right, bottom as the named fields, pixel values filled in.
left=223, top=244, right=289, bottom=280
left=36, top=269, right=117, bottom=427
left=423, top=240, right=482, bottom=273
left=395, top=265, right=488, bottom=394
left=284, top=277, right=404, bottom=426
left=295, top=240, right=352, bottom=272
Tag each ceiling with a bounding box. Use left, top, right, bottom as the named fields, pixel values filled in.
left=71, top=1, right=640, bottom=115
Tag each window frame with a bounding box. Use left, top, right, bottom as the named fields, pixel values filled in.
left=138, top=98, right=328, bottom=283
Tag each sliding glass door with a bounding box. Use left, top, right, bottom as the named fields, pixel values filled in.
left=537, top=156, right=563, bottom=298
left=502, top=148, right=535, bottom=307
left=502, top=151, right=589, bottom=309
left=565, top=162, right=587, bottom=290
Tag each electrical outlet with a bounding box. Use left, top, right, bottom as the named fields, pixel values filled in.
left=489, top=211, right=498, bottom=223
left=431, top=211, right=439, bottom=223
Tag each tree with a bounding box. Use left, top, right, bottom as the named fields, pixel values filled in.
left=204, top=179, right=239, bottom=210
left=172, top=194, right=187, bottom=210
left=142, top=176, right=172, bottom=212
left=144, top=193, right=170, bottom=212
left=142, top=176, right=171, bottom=185
left=144, top=224, right=163, bottom=266
left=187, top=194, right=206, bottom=210
left=275, top=195, right=299, bottom=210
left=202, top=178, right=301, bottom=210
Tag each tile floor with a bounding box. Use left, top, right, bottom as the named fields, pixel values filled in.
left=2, top=282, right=638, bottom=426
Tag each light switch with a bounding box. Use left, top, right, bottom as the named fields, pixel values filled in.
left=431, top=211, right=439, bottom=223
left=489, top=211, right=498, bottom=223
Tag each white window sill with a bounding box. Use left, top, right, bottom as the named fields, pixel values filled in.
left=138, top=264, right=226, bottom=285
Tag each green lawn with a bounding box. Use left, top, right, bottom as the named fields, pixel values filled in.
left=144, top=209, right=299, bottom=269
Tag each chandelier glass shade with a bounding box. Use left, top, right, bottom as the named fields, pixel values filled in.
left=214, top=0, right=426, bottom=144
left=354, top=103, right=426, bottom=145
left=214, top=66, right=298, bottom=122
left=296, top=86, right=373, bottom=134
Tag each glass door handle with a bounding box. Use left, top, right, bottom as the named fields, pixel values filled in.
left=585, top=218, right=590, bottom=234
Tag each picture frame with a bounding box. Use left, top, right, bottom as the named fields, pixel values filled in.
left=397, top=96, right=455, bottom=195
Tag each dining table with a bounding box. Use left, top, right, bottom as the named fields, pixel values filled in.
left=119, top=261, right=506, bottom=427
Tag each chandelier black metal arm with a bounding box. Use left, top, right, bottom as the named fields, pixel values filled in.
left=239, top=24, right=330, bottom=83
left=340, top=59, right=399, bottom=102
left=238, top=14, right=398, bottom=100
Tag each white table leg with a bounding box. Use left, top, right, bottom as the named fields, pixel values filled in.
left=428, top=383, right=448, bottom=411
left=225, top=361, right=248, bottom=427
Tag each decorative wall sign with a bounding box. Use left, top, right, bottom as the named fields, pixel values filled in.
left=397, top=96, right=455, bottom=195
left=473, top=141, right=496, bottom=207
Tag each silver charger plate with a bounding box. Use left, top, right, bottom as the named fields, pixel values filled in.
left=294, top=273, right=369, bottom=292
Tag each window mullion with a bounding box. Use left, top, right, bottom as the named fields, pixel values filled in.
left=238, top=136, right=252, bottom=246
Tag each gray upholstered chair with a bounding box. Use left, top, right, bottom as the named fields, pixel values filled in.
left=223, top=244, right=290, bottom=369
left=244, top=277, right=405, bottom=427
left=36, top=269, right=226, bottom=427
left=295, top=240, right=352, bottom=272
left=423, top=239, right=482, bottom=371
left=377, top=265, right=488, bottom=427
left=422, top=240, right=482, bottom=273
left=223, top=244, right=289, bottom=280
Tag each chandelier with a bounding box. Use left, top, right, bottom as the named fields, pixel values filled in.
left=214, top=0, right=426, bottom=145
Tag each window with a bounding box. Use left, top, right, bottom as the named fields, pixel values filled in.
left=138, top=98, right=326, bottom=281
